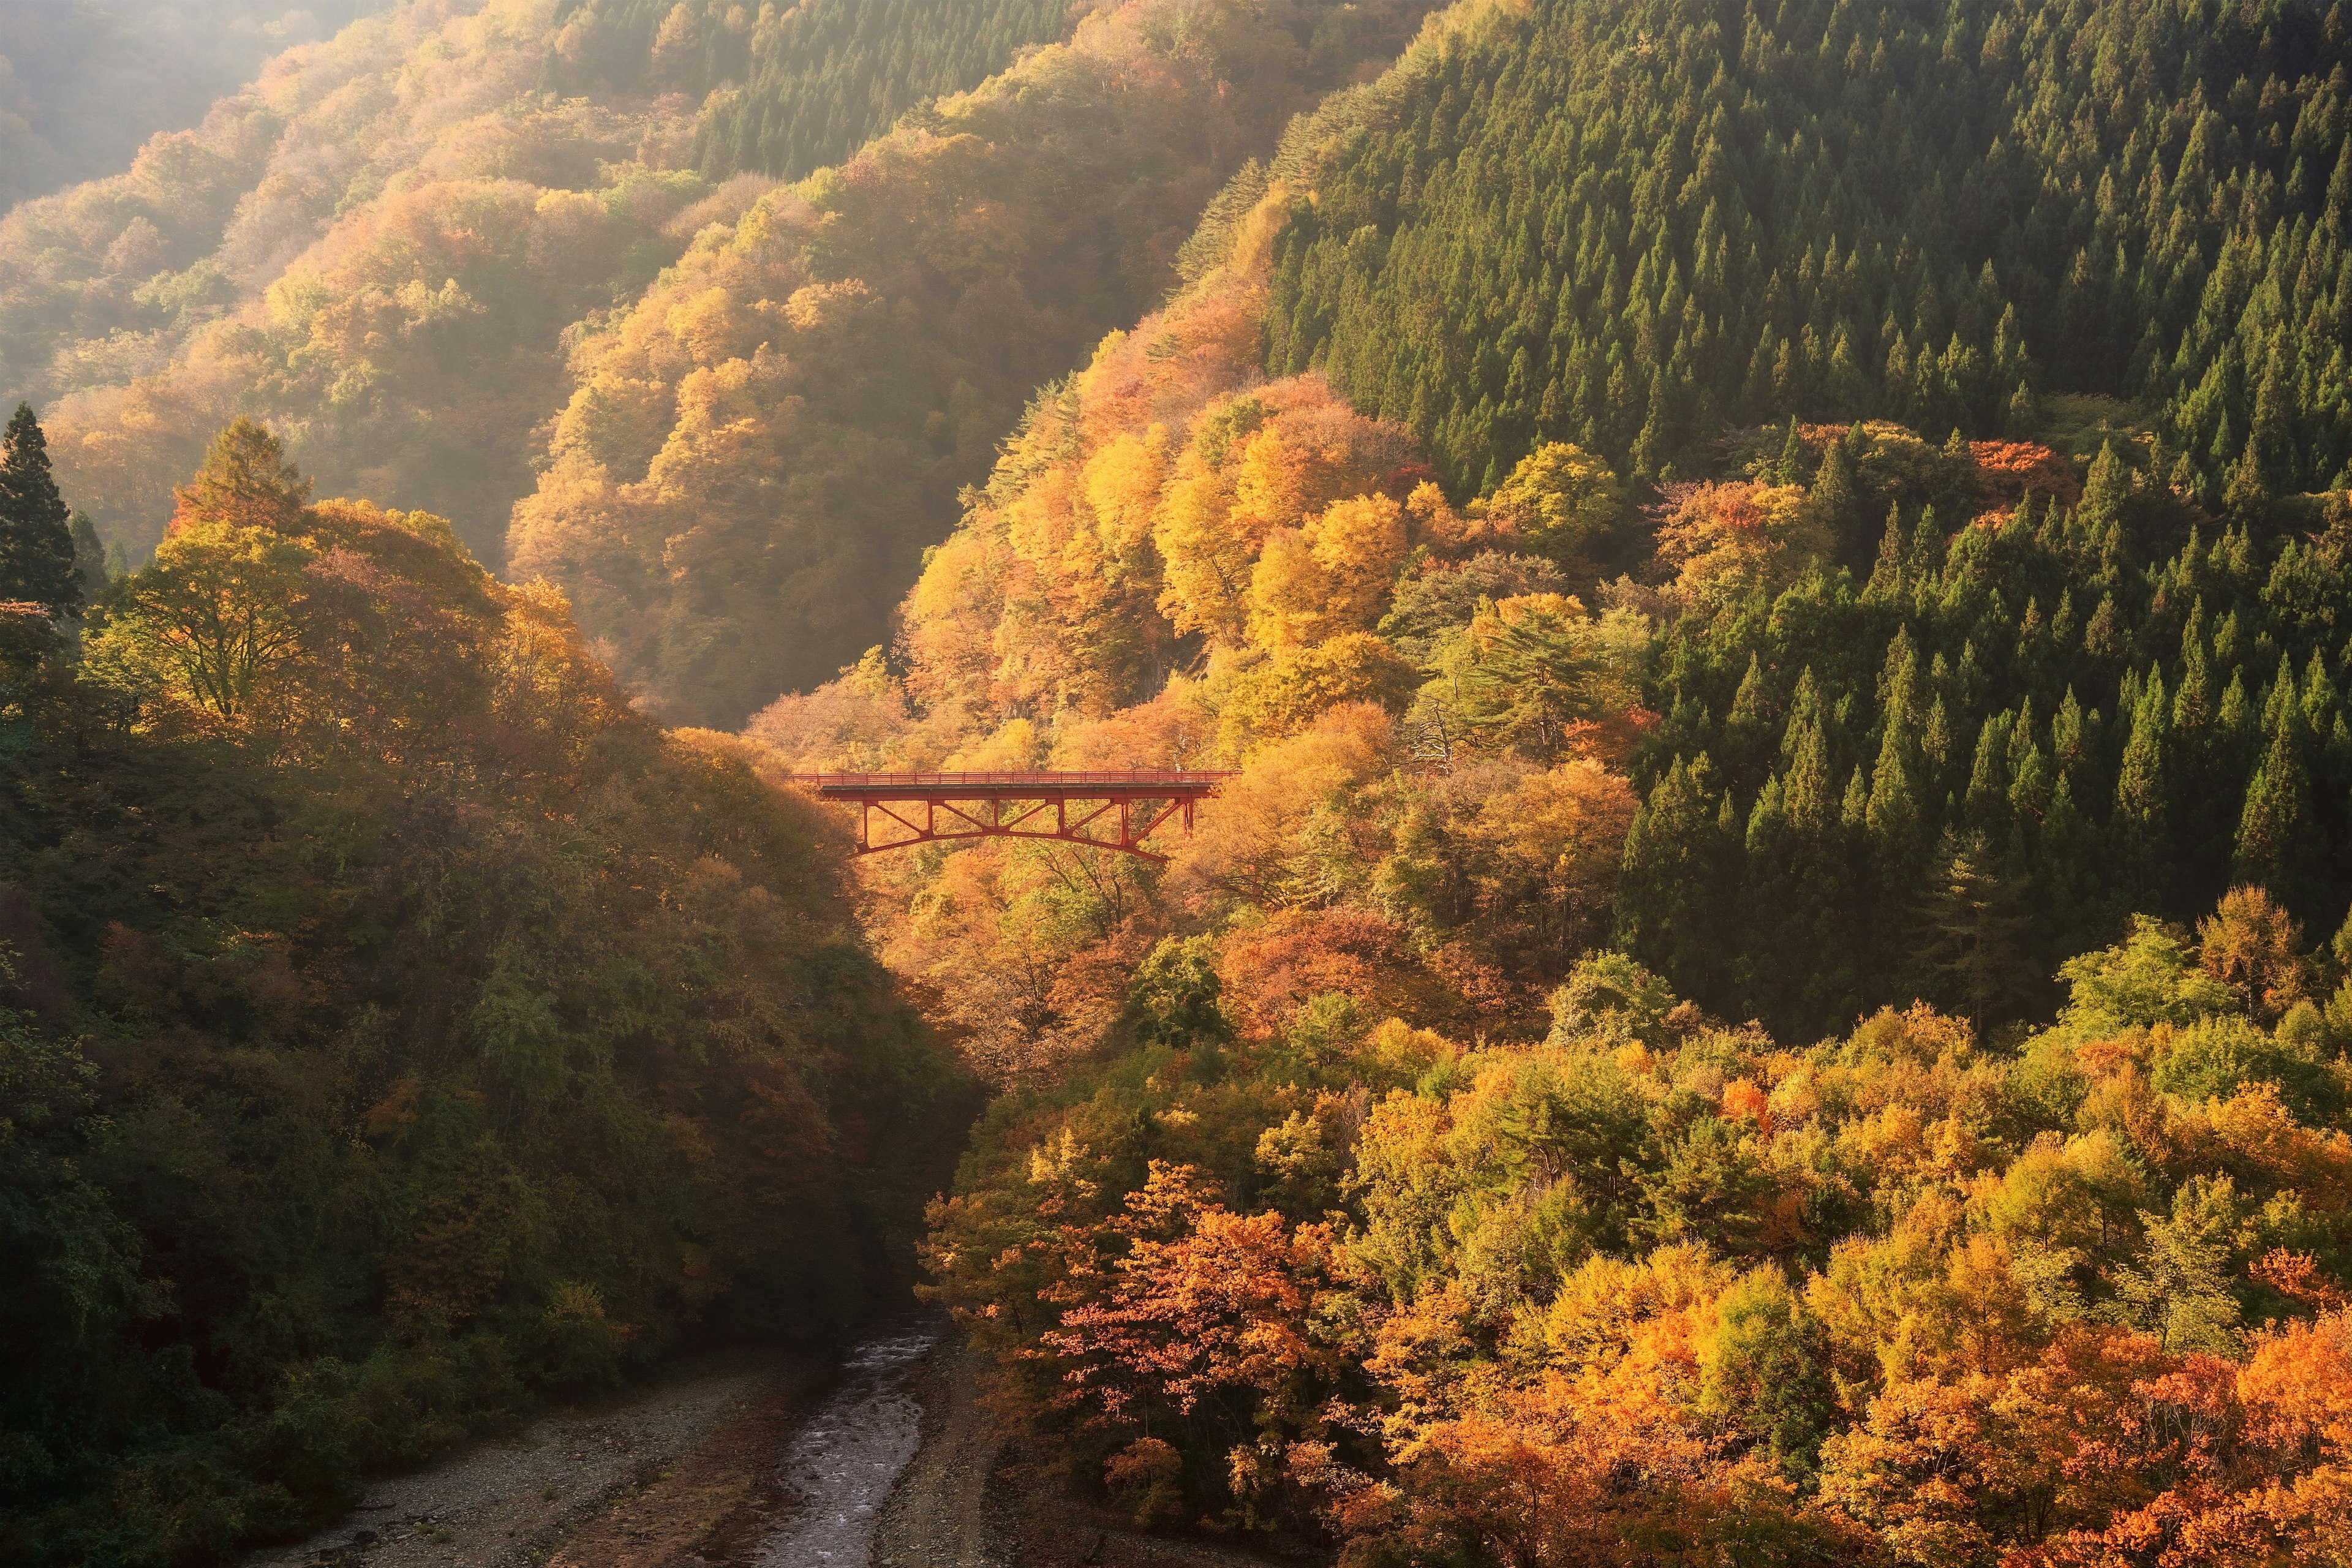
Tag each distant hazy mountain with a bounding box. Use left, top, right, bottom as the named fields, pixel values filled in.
left=0, top=0, right=388, bottom=210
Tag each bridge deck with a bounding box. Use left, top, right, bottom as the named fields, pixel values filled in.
left=791, top=770, right=1233, bottom=801
left=783, top=772, right=1235, bottom=861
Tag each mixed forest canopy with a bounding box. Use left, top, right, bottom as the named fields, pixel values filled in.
left=511, top=0, right=1449, bottom=723
left=0, top=0, right=1441, bottom=724
left=0, top=0, right=727, bottom=570
left=0, top=410, right=964, bottom=1563
left=929, top=899, right=2352, bottom=1566
left=733, top=0, right=2352, bottom=1559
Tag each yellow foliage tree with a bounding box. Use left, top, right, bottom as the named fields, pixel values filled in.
left=88, top=518, right=311, bottom=723
left=1247, top=492, right=1408, bottom=649
left=1472, top=441, right=1622, bottom=570
left=1083, top=424, right=1170, bottom=575
left=1220, top=633, right=1419, bottom=750
left=1171, top=701, right=1397, bottom=909
left=87, top=420, right=316, bottom=723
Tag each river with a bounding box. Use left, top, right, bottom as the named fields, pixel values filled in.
left=751, top=1321, right=941, bottom=1565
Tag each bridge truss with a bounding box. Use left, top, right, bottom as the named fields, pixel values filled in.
left=789, top=771, right=1234, bottom=864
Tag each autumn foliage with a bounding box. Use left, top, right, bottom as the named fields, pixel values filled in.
left=1, top=419, right=963, bottom=1562
left=923, top=905, right=2352, bottom=1564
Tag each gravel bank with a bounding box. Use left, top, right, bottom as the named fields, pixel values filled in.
left=242, top=1361, right=809, bottom=1568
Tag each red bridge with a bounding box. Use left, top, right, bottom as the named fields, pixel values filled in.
left=789, top=771, right=1235, bottom=863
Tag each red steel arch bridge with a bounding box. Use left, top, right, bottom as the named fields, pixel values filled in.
left=788, top=771, right=1234, bottom=864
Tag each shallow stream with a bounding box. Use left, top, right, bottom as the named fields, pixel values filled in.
left=750, top=1322, right=940, bottom=1566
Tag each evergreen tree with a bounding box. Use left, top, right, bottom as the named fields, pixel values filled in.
left=1865, top=715, right=1924, bottom=881
left=2233, top=711, right=2312, bottom=908
left=2223, top=431, right=2274, bottom=528
left=1776, top=716, right=1863, bottom=1025
left=2035, top=774, right=2101, bottom=962
left=1807, top=433, right=1864, bottom=563
left=67, top=511, right=107, bottom=605
left=0, top=404, right=80, bottom=617
left=1864, top=506, right=1906, bottom=601
left=1771, top=416, right=1806, bottom=484
left=1963, top=712, right=2010, bottom=840
left=1618, top=756, right=1734, bottom=1005
left=1722, top=650, right=1773, bottom=777
left=2112, top=673, right=2171, bottom=911
left=1913, top=829, right=2040, bottom=1028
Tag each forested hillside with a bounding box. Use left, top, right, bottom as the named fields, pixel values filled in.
left=0, top=0, right=736, bottom=570
left=10, top=0, right=2352, bottom=1561
left=511, top=0, right=1446, bottom=723
left=849, top=0, right=2352, bottom=1034
left=0, top=1, right=382, bottom=210
left=0, top=0, right=1114, bottom=573
left=1617, top=430, right=2352, bottom=1039
left=1267, top=0, right=2352, bottom=500
left=548, top=0, right=1077, bottom=181
left=722, top=0, right=2352, bottom=1558
left=1, top=0, right=1437, bottom=725
left=0, top=411, right=963, bottom=1564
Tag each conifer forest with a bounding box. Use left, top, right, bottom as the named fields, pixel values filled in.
left=7, top=1, right=2352, bottom=1564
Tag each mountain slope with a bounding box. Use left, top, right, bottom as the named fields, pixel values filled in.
left=1, top=421, right=962, bottom=1565
left=0, top=0, right=1114, bottom=572
left=551, top=0, right=1078, bottom=181
left=510, top=0, right=1446, bottom=724
left=0, top=1, right=386, bottom=210
left=1265, top=0, right=2352, bottom=499
left=1, top=0, right=720, bottom=568
left=732, top=4, right=2352, bottom=1552
left=864, top=0, right=2352, bottom=1027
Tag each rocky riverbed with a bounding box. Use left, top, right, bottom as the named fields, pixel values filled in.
left=246, top=1324, right=1306, bottom=1568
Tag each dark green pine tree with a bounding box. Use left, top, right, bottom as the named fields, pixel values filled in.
left=2111, top=669, right=2171, bottom=913
left=1963, top=712, right=2010, bottom=842
left=1721, top=652, right=1774, bottom=784
left=1616, top=755, right=1736, bottom=1005
left=67, top=510, right=108, bottom=603
left=2168, top=606, right=2231, bottom=892
left=1807, top=430, right=1865, bottom=563
left=2035, top=774, right=2103, bottom=962
left=1771, top=415, right=1807, bottom=484
left=2232, top=706, right=2310, bottom=913
left=1913, top=829, right=2041, bottom=1029
left=2076, top=442, right=2132, bottom=548
left=2223, top=429, right=2274, bottom=529
left=0, top=404, right=81, bottom=617
left=1864, top=506, right=1907, bottom=602
left=1736, top=771, right=1792, bottom=1024
left=1865, top=705, right=1927, bottom=943
left=1739, top=712, right=1865, bottom=1035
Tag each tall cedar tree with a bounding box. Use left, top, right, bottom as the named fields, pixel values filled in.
left=0, top=405, right=79, bottom=616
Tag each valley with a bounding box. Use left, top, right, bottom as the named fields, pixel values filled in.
left=6, top=0, right=2352, bottom=1565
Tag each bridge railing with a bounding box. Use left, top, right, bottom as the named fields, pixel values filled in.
left=787, top=771, right=1235, bottom=790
